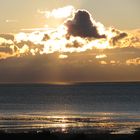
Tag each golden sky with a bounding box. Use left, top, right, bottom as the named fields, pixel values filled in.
left=0, top=0, right=140, bottom=83
left=0, top=0, right=140, bottom=33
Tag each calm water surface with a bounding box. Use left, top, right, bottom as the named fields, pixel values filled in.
left=0, top=82, right=140, bottom=134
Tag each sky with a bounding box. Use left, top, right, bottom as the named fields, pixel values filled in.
left=0, top=0, right=140, bottom=33
left=0, top=0, right=140, bottom=83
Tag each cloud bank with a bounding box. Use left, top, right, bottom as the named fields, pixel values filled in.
left=0, top=6, right=140, bottom=82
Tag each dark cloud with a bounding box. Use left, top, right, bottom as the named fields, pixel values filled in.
left=0, top=46, right=13, bottom=53
left=0, top=34, right=15, bottom=41
left=112, top=32, right=128, bottom=45
left=42, top=34, right=50, bottom=41
left=65, top=10, right=106, bottom=38
left=109, top=29, right=128, bottom=45
left=15, top=40, right=43, bottom=49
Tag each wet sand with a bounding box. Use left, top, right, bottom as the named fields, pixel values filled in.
left=0, top=128, right=140, bottom=140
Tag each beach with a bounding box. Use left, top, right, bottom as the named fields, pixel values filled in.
left=0, top=82, right=140, bottom=139
left=0, top=129, right=140, bottom=140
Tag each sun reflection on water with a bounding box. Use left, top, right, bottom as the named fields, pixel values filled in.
left=0, top=112, right=140, bottom=134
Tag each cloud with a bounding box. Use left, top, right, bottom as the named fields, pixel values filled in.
left=111, top=32, right=128, bottom=45
left=0, top=54, right=140, bottom=83
left=0, top=6, right=140, bottom=82
left=38, top=5, right=75, bottom=19
left=111, top=30, right=140, bottom=49
left=0, top=6, right=139, bottom=66
left=0, top=45, right=13, bottom=53
left=65, top=10, right=106, bottom=38
left=126, top=57, right=140, bottom=65
left=0, top=34, right=15, bottom=41
left=0, top=37, right=13, bottom=46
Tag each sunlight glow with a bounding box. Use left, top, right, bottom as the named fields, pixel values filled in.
left=126, top=58, right=140, bottom=65
left=100, top=61, right=107, bottom=65
left=96, top=54, right=107, bottom=59
left=59, top=54, right=68, bottom=59
left=15, top=32, right=28, bottom=43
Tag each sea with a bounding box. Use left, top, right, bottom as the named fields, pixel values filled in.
left=0, top=82, right=140, bottom=134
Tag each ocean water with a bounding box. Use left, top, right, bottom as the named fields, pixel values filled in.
left=0, top=82, right=140, bottom=134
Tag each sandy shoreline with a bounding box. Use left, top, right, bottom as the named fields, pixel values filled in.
left=0, top=128, right=140, bottom=140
